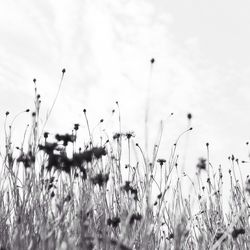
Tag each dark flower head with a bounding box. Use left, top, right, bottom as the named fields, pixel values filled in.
left=107, top=217, right=120, bottom=228
left=62, top=68, right=66, bottom=74
left=122, top=181, right=131, bottom=193
left=151, top=58, right=155, bottom=64
left=187, top=113, right=192, bottom=120
left=196, top=157, right=206, bottom=170
left=92, top=147, right=106, bottom=159
left=129, top=213, right=142, bottom=225
left=55, top=133, right=76, bottom=146
left=157, top=158, right=166, bottom=166
left=46, top=154, right=60, bottom=172
left=113, top=133, right=121, bottom=140
left=44, top=132, right=49, bottom=139
left=39, top=142, right=58, bottom=155
left=16, top=151, right=35, bottom=168
left=5, top=111, right=9, bottom=116
left=74, top=123, right=80, bottom=131
left=231, top=227, right=245, bottom=239
left=91, top=173, right=109, bottom=187
left=73, top=151, right=91, bottom=166
left=125, top=131, right=135, bottom=140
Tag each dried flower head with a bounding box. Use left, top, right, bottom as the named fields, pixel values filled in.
left=157, top=158, right=166, bottom=166
left=107, top=217, right=120, bottom=228
left=74, top=123, right=80, bottom=131
left=55, top=133, right=76, bottom=146
left=92, top=147, right=106, bottom=159
left=231, top=227, right=245, bottom=239
left=187, top=113, right=192, bottom=120
left=129, top=213, right=142, bottom=225
left=196, top=157, right=206, bottom=170
left=17, top=151, right=35, bottom=168
left=91, top=173, right=109, bottom=187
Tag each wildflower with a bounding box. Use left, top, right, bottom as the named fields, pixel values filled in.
left=187, top=113, right=192, bottom=120
left=92, top=147, right=106, bottom=159
left=231, top=227, right=245, bottom=239
left=44, top=132, right=49, bottom=139
left=129, top=213, right=142, bottom=225
left=113, top=133, right=121, bottom=140
left=55, top=133, right=76, bottom=146
left=5, top=111, right=9, bottom=116
left=196, top=157, right=206, bottom=170
left=39, top=142, right=58, bottom=154
left=78, top=150, right=93, bottom=163
left=125, top=131, right=135, bottom=140
left=107, top=217, right=120, bottom=228
left=74, top=123, right=80, bottom=131
left=157, top=158, right=166, bottom=166
left=122, top=181, right=131, bottom=193
left=47, top=154, right=60, bottom=172
left=151, top=58, right=155, bottom=64
left=16, top=151, right=35, bottom=168
left=62, top=68, right=66, bottom=74
left=91, top=173, right=109, bottom=187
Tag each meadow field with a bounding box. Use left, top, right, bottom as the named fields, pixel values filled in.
left=0, top=69, right=249, bottom=250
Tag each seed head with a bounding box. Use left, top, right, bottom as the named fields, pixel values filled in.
left=187, top=113, right=192, bottom=120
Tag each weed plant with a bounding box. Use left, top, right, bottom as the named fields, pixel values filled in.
left=0, top=69, right=250, bottom=250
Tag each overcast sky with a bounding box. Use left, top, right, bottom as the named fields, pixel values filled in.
left=1, top=0, right=250, bottom=182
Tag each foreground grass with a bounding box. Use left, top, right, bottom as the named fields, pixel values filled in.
left=0, top=70, right=250, bottom=250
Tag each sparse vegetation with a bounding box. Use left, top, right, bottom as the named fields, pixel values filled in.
left=1, top=69, right=250, bottom=250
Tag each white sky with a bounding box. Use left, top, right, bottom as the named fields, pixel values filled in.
left=1, top=0, right=250, bottom=183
